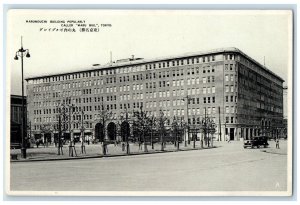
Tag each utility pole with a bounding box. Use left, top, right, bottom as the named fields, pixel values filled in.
left=125, top=108, right=130, bottom=154
left=218, top=106, right=222, bottom=141
left=183, top=95, right=192, bottom=147
left=68, top=103, right=77, bottom=157
left=151, top=115, right=154, bottom=150
left=140, top=106, right=148, bottom=152
left=81, top=110, right=86, bottom=154
left=58, top=113, right=63, bottom=155
left=205, top=107, right=208, bottom=147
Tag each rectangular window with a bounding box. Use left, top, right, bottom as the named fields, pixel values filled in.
left=225, top=85, right=229, bottom=92
left=192, top=88, right=195, bottom=95
left=225, top=75, right=229, bottom=81
left=212, top=86, right=215, bottom=93
left=225, top=106, right=229, bottom=113
left=226, top=117, right=229, bottom=123
left=203, top=97, right=206, bottom=104
left=231, top=106, right=235, bottom=113
left=203, top=77, right=207, bottom=84
left=207, top=107, right=211, bottom=115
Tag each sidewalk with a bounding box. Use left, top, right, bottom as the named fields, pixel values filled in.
left=259, top=140, right=288, bottom=155
left=10, top=142, right=216, bottom=162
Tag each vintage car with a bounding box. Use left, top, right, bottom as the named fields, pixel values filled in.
left=243, top=136, right=269, bottom=149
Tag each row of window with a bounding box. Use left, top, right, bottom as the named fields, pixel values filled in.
left=225, top=85, right=237, bottom=93
left=224, top=64, right=236, bottom=71
left=145, top=55, right=216, bottom=71
left=225, top=96, right=237, bottom=103
left=33, top=87, right=218, bottom=109
left=31, top=64, right=219, bottom=91
left=32, top=72, right=219, bottom=96
left=30, top=54, right=222, bottom=85
left=225, top=74, right=236, bottom=82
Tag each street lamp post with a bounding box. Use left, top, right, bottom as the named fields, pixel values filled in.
left=14, top=36, right=30, bottom=159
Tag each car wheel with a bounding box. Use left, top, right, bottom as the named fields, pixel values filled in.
left=257, top=145, right=260, bottom=148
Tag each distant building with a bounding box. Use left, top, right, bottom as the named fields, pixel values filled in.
left=10, top=95, right=27, bottom=147
left=25, top=47, right=284, bottom=142
left=283, top=86, right=288, bottom=138
left=283, top=86, right=288, bottom=119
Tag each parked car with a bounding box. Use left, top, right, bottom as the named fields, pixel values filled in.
left=244, top=136, right=269, bottom=149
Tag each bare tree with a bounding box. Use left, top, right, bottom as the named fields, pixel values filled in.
left=95, top=105, right=113, bottom=155
left=156, top=110, right=169, bottom=151
left=40, top=123, right=53, bottom=147
left=171, top=116, right=185, bottom=151
left=119, top=109, right=132, bottom=154
left=201, top=108, right=216, bottom=147
left=149, top=115, right=156, bottom=150
left=132, top=106, right=150, bottom=152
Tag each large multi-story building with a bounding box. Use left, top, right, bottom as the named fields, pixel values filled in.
left=25, top=47, right=284, bottom=143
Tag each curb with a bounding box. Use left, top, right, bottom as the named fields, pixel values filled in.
left=11, top=146, right=217, bottom=163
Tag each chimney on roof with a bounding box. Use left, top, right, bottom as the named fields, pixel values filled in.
left=131, top=55, right=134, bottom=60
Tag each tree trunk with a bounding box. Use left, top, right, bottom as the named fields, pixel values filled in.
left=102, top=143, right=107, bottom=155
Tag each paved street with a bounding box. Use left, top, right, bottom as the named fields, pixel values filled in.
left=10, top=140, right=288, bottom=192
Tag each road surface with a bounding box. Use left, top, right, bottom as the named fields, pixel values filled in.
left=10, top=141, right=288, bottom=192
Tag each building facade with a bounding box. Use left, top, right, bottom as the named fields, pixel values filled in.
left=10, top=95, right=27, bottom=147
left=25, top=47, right=284, bottom=143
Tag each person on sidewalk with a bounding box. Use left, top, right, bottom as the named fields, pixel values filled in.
left=226, top=134, right=230, bottom=143
left=122, top=142, right=125, bottom=151
left=276, top=138, right=280, bottom=149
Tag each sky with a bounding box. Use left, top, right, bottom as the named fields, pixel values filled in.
left=7, top=10, right=292, bottom=95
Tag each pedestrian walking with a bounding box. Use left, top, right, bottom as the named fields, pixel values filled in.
left=276, top=138, right=280, bottom=149
left=226, top=134, right=230, bottom=143
left=122, top=142, right=125, bottom=151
